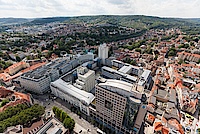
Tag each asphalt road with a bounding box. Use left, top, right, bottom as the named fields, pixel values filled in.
left=32, top=93, right=98, bottom=134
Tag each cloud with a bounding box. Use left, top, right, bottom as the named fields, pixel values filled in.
left=0, top=0, right=200, bottom=18
left=106, top=0, right=130, bottom=5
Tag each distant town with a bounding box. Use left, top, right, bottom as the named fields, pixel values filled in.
left=0, top=15, right=200, bottom=134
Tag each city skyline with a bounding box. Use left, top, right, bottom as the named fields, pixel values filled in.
left=1, top=0, right=200, bottom=18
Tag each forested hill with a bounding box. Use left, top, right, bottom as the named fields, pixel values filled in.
left=26, top=17, right=70, bottom=25
left=0, top=18, right=30, bottom=26
left=1, top=15, right=200, bottom=34
left=69, top=15, right=186, bottom=29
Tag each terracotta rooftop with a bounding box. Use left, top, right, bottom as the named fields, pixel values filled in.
left=0, top=86, right=13, bottom=98
left=154, top=122, right=169, bottom=134
left=178, top=51, right=200, bottom=58
left=42, top=50, right=49, bottom=53
left=0, top=62, right=45, bottom=82
left=0, top=86, right=32, bottom=112
left=147, top=113, right=155, bottom=123
left=4, top=61, right=26, bottom=71
left=23, top=119, right=44, bottom=134
left=168, top=119, right=184, bottom=134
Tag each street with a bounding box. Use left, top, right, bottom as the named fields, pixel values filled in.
left=32, top=93, right=98, bottom=134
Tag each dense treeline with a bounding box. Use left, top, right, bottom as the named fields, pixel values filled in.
left=52, top=106, right=75, bottom=132
left=75, top=29, right=146, bottom=44
left=0, top=103, right=29, bottom=121
left=0, top=104, right=44, bottom=133
left=0, top=60, right=13, bottom=70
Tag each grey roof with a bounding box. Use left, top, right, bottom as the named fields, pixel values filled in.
left=118, top=65, right=132, bottom=74
left=149, top=96, right=156, bottom=105
left=51, top=79, right=95, bottom=105
left=138, top=70, right=151, bottom=86
left=153, top=89, right=168, bottom=99
left=50, top=127, right=63, bottom=134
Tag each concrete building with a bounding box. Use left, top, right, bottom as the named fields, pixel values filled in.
left=98, top=43, right=108, bottom=65
left=19, top=54, right=94, bottom=94
left=36, top=117, right=69, bottom=134
left=50, top=79, right=95, bottom=115
left=101, top=60, right=152, bottom=92
left=90, top=79, right=147, bottom=134
left=73, top=67, right=95, bottom=92
left=20, top=65, right=59, bottom=94
left=105, top=57, right=116, bottom=67
left=77, top=52, right=94, bottom=64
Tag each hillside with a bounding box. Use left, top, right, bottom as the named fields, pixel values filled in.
left=0, top=18, right=30, bottom=26
left=26, top=17, right=70, bottom=25
left=68, top=15, right=198, bottom=29
left=1, top=15, right=200, bottom=34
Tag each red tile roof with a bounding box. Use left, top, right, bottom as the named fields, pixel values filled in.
left=0, top=86, right=32, bottom=112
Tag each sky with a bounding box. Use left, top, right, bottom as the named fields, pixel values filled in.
left=1, top=0, right=200, bottom=18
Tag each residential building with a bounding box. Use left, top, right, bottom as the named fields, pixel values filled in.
left=178, top=51, right=200, bottom=63
left=0, top=62, right=46, bottom=86
left=4, top=61, right=29, bottom=75
left=90, top=79, right=147, bottom=134
left=98, top=43, right=109, bottom=65
left=0, top=86, right=33, bottom=112
left=73, top=66, right=95, bottom=92
left=50, top=78, right=95, bottom=115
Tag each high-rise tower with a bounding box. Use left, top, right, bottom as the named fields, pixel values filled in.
left=98, top=43, right=108, bottom=65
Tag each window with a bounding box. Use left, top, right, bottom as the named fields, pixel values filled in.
left=105, top=100, right=113, bottom=111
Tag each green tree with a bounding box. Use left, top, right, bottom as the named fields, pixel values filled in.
left=60, top=111, right=67, bottom=122
left=63, top=118, right=75, bottom=131
left=154, top=54, right=158, bottom=60
left=26, top=56, right=31, bottom=60
left=55, top=108, right=62, bottom=120
left=130, top=60, right=137, bottom=66
left=16, top=56, right=21, bottom=62
left=135, top=48, right=141, bottom=53
left=0, top=104, right=44, bottom=133
left=63, top=118, right=71, bottom=128
left=198, top=59, right=200, bottom=64
left=168, top=50, right=176, bottom=56
left=0, top=99, right=10, bottom=107
left=178, top=59, right=184, bottom=65
left=52, top=106, right=57, bottom=113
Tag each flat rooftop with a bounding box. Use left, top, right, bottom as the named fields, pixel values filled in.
left=51, top=79, right=95, bottom=105
left=98, top=79, right=134, bottom=93
left=118, top=65, right=132, bottom=74
left=36, top=118, right=67, bottom=134
left=78, top=70, right=94, bottom=78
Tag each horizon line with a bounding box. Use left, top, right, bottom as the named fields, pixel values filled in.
left=1, top=14, right=200, bottom=19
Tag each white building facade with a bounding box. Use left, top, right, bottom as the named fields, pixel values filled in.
left=98, top=43, right=108, bottom=65
left=50, top=79, right=95, bottom=115
left=74, top=67, right=95, bottom=92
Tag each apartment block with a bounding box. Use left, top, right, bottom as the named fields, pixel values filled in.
left=4, top=61, right=29, bottom=75
left=90, top=79, right=147, bottom=134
